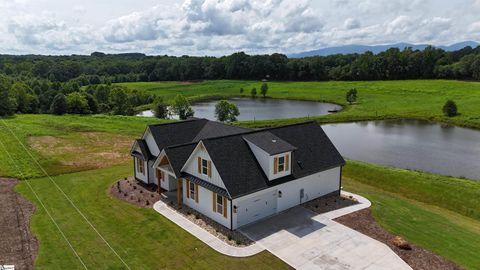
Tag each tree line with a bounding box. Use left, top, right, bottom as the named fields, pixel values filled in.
left=2, top=45, right=480, bottom=83
left=1, top=45, right=480, bottom=116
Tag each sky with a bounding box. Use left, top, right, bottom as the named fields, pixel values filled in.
left=1, top=0, right=480, bottom=56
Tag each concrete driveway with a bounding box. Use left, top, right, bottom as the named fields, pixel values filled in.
left=239, top=206, right=411, bottom=270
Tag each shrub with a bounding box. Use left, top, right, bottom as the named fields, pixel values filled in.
left=442, top=100, right=458, bottom=117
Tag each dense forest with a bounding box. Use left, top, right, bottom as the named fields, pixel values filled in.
left=1, top=45, right=480, bottom=117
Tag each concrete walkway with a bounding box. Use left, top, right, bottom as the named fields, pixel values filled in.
left=239, top=191, right=412, bottom=270
left=153, top=200, right=264, bottom=257
left=153, top=192, right=411, bottom=269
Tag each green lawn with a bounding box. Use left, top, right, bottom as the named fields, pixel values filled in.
left=343, top=161, right=480, bottom=269
left=0, top=114, right=168, bottom=178
left=15, top=166, right=289, bottom=270
left=118, top=80, right=480, bottom=129
left=1, top=95, right=480, bottom=269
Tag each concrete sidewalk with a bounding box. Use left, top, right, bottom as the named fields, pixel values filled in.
left=153, top=200, right=264, bottom=257
left=154, top=191, right=411, bottom=269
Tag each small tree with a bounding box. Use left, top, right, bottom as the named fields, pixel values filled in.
left=251, top=87, right=257, bottom=98
left=171, top=94, right=194, bottom=120
left=239, top=87, right=244, bottom=94
left=346, top=88, right=358, bottom=105
left=215, top=100, right=240, bottom=122
left=50, top=93, right=67, bottom=115
left=66, top=92, right=90, bottom=114
left=260, top=83, right=268, bottom=98
left=443, top=100, right=458, bottom=117
left=153, top=97, right=169, bottom=119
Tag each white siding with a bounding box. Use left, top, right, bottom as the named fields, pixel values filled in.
left=245, top=140, right=270, bottom=177
left=134, top=157, right=148, bottom=183
left=232, top=166, right=341, bottom=229
left=143, top=128, right=160, bottom=156
left=182, top=180, right=231, bottom=228
left=182, top=143, right=227, bottom=189
left=147, top=160, right=155, bottom=184
left=245, top=139, right=292, bottom=181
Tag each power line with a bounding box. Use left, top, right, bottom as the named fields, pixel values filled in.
left=0, top=136, right=88, bottom=270
left=1, top=119, right=131, bottom=270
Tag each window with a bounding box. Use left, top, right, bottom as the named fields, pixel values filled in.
left=202, top=159, right=208, bottom=175
left=216, top=194, right=223, bottom=215
left=189, top=181, right=196, bottom=200
left=136, top=158, right=145, bottom=175
left=278, top=156, right=285, bottom=172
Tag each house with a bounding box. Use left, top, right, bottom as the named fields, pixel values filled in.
left=130, top=118, right=345, bottom=230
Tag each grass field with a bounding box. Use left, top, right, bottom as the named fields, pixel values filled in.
left=0, top=114, right=167, bottom=178
left=14, top=166, right=288, bottom=270
left=1, top=83, right=480, bottom=269
left=342, top=161, right=480, bottom=269
left=118, top=80, right=480, bottom=129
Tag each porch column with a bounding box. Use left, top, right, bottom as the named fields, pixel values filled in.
left=176, top=178, right=183, bottom=207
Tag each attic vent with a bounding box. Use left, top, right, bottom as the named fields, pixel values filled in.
left=297, top=160, right=304, bottom=169
left=272, top=139, right=277, bottom=143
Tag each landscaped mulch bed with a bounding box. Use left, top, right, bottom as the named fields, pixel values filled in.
left=110, top=177, right=161, bottom=208
left=0, top=178, right=38, bottom=270
left=303, top=193, right=358, bottom=214
left=334, top=208, right=462, bottom=270
left=167, top=202, right=254, bottom=247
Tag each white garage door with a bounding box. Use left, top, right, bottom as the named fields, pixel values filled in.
left=237, top=190, right=277, bottom=228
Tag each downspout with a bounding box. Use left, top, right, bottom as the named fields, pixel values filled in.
left=230, top=198, right=233, bottom=231
left=338, top=166, right=343, bottom=196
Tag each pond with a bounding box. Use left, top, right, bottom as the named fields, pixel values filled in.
left=322, top=120, right=480, bottom=180
left=137, top=97, right=342, bottom=120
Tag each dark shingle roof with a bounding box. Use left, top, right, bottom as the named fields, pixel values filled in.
left=202, top=122, right=345, bottom=198
left=164, top=144, right=197, bottom=176
left=131, top=139, right=153, bottom=160
left=243, top=131, right=296, bottom=155
left=147, top=118, right=249, bottom=150
left=135, top=119, right=344, bottom=199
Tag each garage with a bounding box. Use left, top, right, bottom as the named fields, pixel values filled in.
left=236, top=189, right=277, bottom=228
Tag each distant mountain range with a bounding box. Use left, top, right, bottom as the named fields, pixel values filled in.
left=288, top=41, right=479, bottom=58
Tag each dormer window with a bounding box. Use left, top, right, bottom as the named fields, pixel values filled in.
left=278, top=156, right=285, bottom=172
left=274, top=153, right=290, bottom=175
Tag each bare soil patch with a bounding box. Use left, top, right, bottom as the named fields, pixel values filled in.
left=29, top=132, right=132, bottom=170
left=0, top=178, right=38, bottom=270
left=303, top=193, right=358, bottom=214
left=335, top=208, right=462, bottom=270
left=110, top=178, right=161, bottom=208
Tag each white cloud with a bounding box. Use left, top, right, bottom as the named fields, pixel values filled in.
left=0, top=0, right=478, bottom=55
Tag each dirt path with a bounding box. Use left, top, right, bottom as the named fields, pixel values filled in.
left=0, top=178, right=38, bottom=270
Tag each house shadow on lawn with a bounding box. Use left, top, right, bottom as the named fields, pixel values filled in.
left=240, top=207, right=326, bottom=240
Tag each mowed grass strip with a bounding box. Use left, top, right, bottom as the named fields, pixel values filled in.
left=118, top=80, right=480, bottom=129
left=342, top=161, right=480, bottom=270
left=15, top=165, right=290, bottom=270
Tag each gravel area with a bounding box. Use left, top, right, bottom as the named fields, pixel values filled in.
left=110, top=177, right=161, bottom=208
left=0, top=178, right=38, bottom=270
left=303, top=193, right=358, bottom=214
left=335, top=208, right=463, bottom=270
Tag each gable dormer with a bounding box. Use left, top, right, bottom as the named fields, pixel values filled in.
left=243, top=132, right=296, bottom=180
left=180, top=141, right=227, bottom=189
